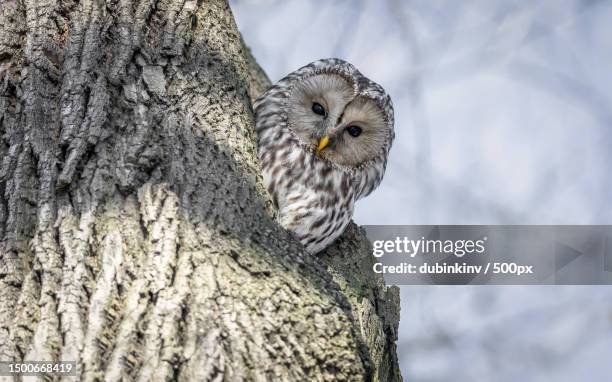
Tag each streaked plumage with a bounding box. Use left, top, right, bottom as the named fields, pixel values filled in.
left=254, top=58, right=394, bottom=253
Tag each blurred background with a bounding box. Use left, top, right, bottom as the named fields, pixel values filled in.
left=230, top=1, right=612, bottom=380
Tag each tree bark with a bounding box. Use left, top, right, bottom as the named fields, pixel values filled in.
left=0, top=0, right=401, bottom=380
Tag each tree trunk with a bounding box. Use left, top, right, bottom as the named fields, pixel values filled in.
left=0, top=0, right=401, bottom=380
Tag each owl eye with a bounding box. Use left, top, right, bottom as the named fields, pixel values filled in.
left=311, top=102, right=326, bottom=117
left=345, top=125, right=362, bottom=137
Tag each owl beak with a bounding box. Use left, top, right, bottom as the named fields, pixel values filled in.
left=317, top=136, right=331, bottom=152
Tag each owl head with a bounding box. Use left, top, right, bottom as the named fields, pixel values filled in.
left=254, top=58, right=394, bottom=200
left=280, top=58, right=394, bottom=169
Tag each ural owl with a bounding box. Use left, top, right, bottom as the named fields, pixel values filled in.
left=254, top=58, right=394, bottom=254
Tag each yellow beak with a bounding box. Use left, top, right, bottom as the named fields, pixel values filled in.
left=317, top=136, right=330, bottom=152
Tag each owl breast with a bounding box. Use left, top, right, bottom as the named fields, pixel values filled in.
left=258, top=126, right=355, bottom=254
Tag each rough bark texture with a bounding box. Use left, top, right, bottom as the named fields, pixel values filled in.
left=0, top=0, right=401, bottom=381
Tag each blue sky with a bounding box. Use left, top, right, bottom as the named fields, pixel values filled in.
left=231, top=1, right=612, bottom=380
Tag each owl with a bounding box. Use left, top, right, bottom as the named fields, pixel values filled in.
left=254, top=58, right=394, bottom=254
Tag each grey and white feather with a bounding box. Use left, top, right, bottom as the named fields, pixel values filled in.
left=254, top=58, right=394, bottom=253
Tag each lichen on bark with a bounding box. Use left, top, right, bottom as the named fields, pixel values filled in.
left=0, top=0, right=401, bottom=381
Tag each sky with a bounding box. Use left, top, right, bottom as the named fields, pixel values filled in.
left=230, top=1, right=612, bottom=380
